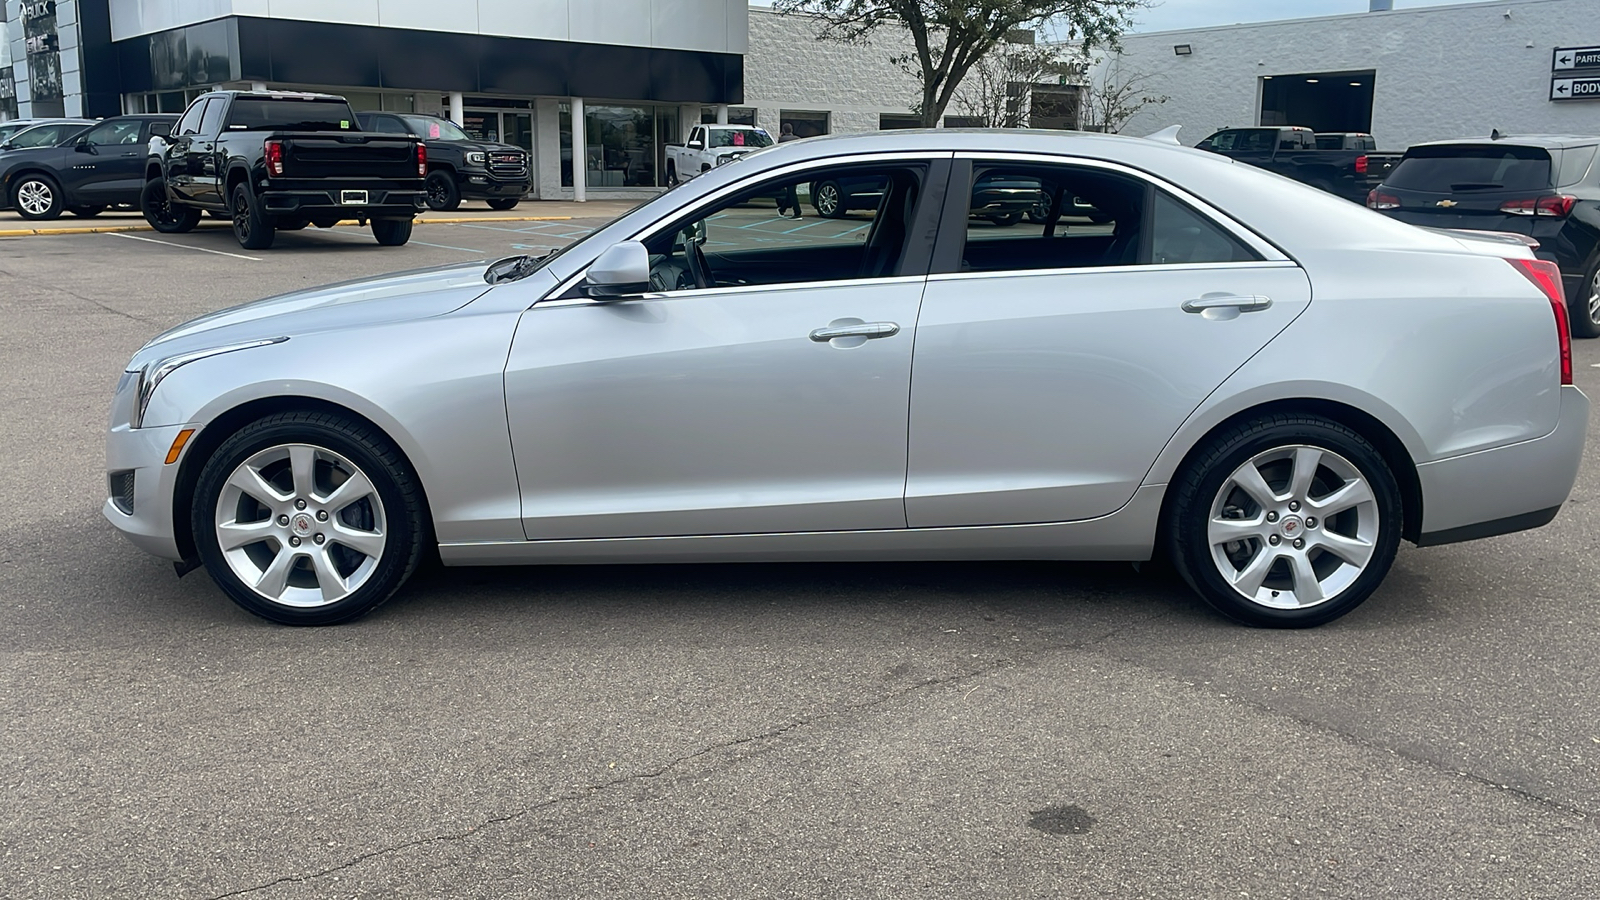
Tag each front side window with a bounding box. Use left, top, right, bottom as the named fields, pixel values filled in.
left=638, top=162, right=928, bottom=292
left=79, top=119, right=145, bottom=146
left=953, top=163, right=1259, bottom=274
left=402, top=115, right=469, bottom=142
left=176, top=99, right=208, bottom=136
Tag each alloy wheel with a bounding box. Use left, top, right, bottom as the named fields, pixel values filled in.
left=816, top=184, right=839, bottom=216
left=233, top=191, right=251, bottom=240
left=1207, top=445, right=1379, bottom=610
left=16, top=180, right=52, bottom=216
left=214, top=443, right=388, bottom=608
left=1589, top=267, right=1600, bottom=327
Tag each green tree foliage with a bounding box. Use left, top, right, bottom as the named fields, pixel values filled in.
left=775, top=0, right=1143, bottom=127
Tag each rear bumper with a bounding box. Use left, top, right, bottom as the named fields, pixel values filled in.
left=1415, top=385, right=1589, bottom=545
left=259, top=182, right=427, bottom=217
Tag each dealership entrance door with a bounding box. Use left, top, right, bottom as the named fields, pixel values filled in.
left=1259, top=71, right=1376, bottom=133
left=463, top=109, right=535, bottom=154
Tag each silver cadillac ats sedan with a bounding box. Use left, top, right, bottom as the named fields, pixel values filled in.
left=105, top=130, right=1589, bottom=628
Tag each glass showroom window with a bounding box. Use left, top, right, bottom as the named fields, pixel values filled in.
left=561, top=103, right=681, bottom=189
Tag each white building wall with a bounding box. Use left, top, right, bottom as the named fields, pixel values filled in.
left=743, top=8, right=923, bottom=134
left=107, top=0, right=749, bottom=54
left=1109, top=0, right=1600, bottom=149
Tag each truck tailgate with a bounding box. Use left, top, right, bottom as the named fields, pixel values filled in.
left=281, top=133, right=418, bottom=180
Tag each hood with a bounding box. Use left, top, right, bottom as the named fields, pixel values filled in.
left=130, top=260, right=495, bottom=368
left=467, top=141, right=525, bottom=155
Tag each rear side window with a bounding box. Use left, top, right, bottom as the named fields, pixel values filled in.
left=198, top=99, right=226, bottom=136
left=1150, top=191, right=1258, bottom=265
left=1558, top=145, right=1597, bottom=187
left=1388, top=145, right=1553, bottom=193
left=225, top=99, right=357, bottom=132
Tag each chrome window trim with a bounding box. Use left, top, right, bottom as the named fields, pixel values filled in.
left=545, top=151, right=954, bottom=305
left=925, top=260, right=1300, bottom=284
left=536, top=274, right=928, bottom=310
left=952, top=150, right=1292, bottom=264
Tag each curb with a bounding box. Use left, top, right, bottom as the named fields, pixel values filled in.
left=0, top=214, right=573, bottom=238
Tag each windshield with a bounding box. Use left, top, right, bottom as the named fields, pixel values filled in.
left=401, top=115, right=471, bottom=142
left=1388, top=145, right=1553, bottom=193
left=709, top=128, right=774, bottom=149
left=225, top=98, right=358, bottom=132
left=0, top=123, right=27, bottom=143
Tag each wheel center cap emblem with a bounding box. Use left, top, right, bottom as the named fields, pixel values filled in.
left=1279, top=515, right=1303, bottom=538
left=292, top=514, right=314, bottom=535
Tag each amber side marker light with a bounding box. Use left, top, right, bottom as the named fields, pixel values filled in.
left=165, top=429, right=196, bottom=465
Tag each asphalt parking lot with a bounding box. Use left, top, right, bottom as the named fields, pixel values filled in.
left=2, top=206, right=1599, bottom=898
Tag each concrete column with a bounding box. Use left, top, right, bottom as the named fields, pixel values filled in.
left=447, top=92, right=464, bottom=126
left=715, top=104, right=729, bottom=125
left=571, top=96, right=586, bottom=202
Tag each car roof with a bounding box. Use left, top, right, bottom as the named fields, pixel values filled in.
left=1411, top=134, right=1598, bottom=150
left=207, top=90, right=349, bottom=102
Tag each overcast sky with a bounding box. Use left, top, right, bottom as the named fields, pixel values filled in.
left=747, top=1, right=1502, bottom=32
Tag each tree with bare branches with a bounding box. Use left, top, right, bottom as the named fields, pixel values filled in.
left=1077, top=53, right=1169, bottom=134
left=774, top=0, right=1143, bottom=128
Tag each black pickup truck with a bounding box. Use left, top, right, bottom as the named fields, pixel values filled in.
left=143, top=91, right=427, bottom=249
left=1195, top=126, right=1402, bottom=203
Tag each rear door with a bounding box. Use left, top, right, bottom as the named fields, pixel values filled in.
left=905, top=156, right=1312, bottom=528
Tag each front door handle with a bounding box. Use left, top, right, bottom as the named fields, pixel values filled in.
left=809, top=321, right=900, bottom=342
left=1182, top=294, right=1273, bottom=314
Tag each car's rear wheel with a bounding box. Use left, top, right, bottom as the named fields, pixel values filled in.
left=11, top=174, right=63, bottom=220
left=192, top=412, right=426, bottom=626
left=231, top=183, right=275, bottom=250
left=141, top=178, right=201, bottom=234
left=1570, top=256, right=1600, bottom=339
left=813, top=180, right=844, bottom=218
left=371, top=217, right=414, bottom=246
left=424, top=171, right=461, bottom=211
left=486, top=198, right=520, bottom=211
left=1166, top=415, right=1402, bottom=628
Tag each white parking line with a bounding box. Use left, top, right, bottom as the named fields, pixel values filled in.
left=109, top=232, right=262, bottom=261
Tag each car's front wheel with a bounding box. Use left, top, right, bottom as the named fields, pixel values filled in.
left=191, top=412, right=427, bottom=626
left=140, top=178, right=201, bottom=234
left=424, top=171, right=461, bottom=211
left=1166, top=415, right=1402, bottom=628
left=11, top=173, right=63, bottom=220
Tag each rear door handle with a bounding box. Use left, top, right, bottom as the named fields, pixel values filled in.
left=810, top=322, right=900, bottom=342
left=1182, top=294, right=1273, bottom=313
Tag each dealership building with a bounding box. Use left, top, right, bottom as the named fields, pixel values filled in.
left=1, top=0, right=1597, bottom=198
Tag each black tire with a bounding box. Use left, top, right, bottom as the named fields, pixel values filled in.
left=486, top=198, right=520, bottom=211
left=191, top=411, right=427, bottom=626
left=665, top=162, right=679, bottom=187
left=989, top=211, right=1023, bottom=227
left=424, top=170, right=461, bottom=211
left=1165, top=415, right=1403, bottom=628
left=1026, top=198, right=1050, bottom=224
left=230, top=183, right=275, bottom=250
left=812, top=180, right=845, bottom=218
left=140, top=178, right=201, bottom=234
left=372, top=217, right=414, bottom=246
left=68, top=205, right=106, bottom=218
left=10, top=173, right=63, bottom=220
left=1568, top=255, right=1600, bottom=339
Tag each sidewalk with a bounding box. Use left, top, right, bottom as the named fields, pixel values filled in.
left=0, top=199, right=645, bottom=237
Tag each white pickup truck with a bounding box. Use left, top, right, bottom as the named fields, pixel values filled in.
left=664, top=125, right=776, bottom=185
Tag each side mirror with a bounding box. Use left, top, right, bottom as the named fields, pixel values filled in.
left=75, top=138, right=95, bottom=154
left=687, top=140, right=703, bottom=150
left=584, top=241, right=651, bottom=299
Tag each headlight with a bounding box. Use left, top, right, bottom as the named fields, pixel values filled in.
left=716, top=155, right=732, bottom=166
left=466, top=151, right=486, bottom=166
left=130, top=337, right=288, bottom=428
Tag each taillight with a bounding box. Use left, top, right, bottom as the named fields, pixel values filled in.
left=264, top=139, right=284, bottom=177
left=1355, top=155, right=1369, bottom=175
left=416, top=142, right=427, bottom=177
left=1366, top=190, right=1399, bottom=210
left=1508, top=258, right=1572, bottom=386
left=1499, top=195, right=1576, bottom=217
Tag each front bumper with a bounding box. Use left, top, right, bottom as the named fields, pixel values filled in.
left=1415, top=384, right=1590, bottom=545
left=458, top=170, right=531, bottom=200
left=103, top=421, right=195, bottom=561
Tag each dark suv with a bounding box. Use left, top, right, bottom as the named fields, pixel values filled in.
left=357, top=112, right=531, bottom=211
left=0, top=115, right=177, bottom=219
left=1369, top=135, right=1600, bottom=336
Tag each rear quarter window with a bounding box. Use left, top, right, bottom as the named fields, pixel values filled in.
left=1387, top=145, right=1553, bottom=193
left=1557, top=145, right=1597, bottom=187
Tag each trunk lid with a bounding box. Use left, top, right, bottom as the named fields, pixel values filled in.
left=279, top=132, right=419, bottom=180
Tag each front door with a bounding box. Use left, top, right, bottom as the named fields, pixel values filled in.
left=503, top=157, right=945, bottom=539
left=905, top=159, right=1313, bottom=527
left=68, top=118, right=148, bottom=204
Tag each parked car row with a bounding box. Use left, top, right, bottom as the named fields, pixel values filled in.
left=1195, top=126, right=1402, bottom=203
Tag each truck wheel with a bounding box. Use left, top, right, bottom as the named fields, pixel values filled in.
left=486, top=198, right=520, bottom=211
left=11, top=173, right=63, bottom=220
left=230, top=183, right=275, bottom=250
left=666, top=162, right=679, bottom=187
left=140, top=178, right=201, bottom=234
left=372, top=217, right=414, bottom=246
left=424, top=171, right=460, bottom=211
